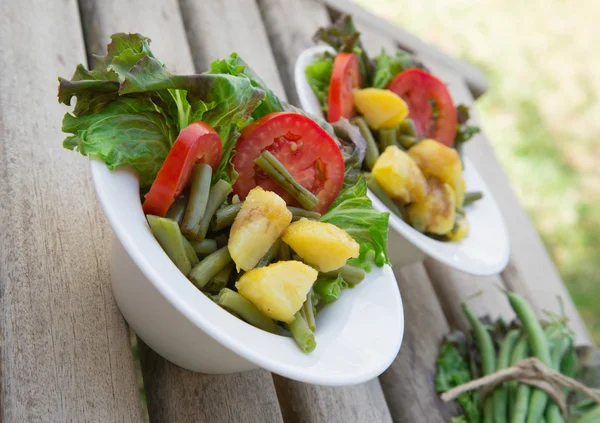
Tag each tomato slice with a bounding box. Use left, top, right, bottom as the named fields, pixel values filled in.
left=387, top=68, right=457, bottom=146
left=142, top=122, right=222, bottom=217
left=232, top=112, right=344, bottom=213
left=327, top=52, right=361, bottom=123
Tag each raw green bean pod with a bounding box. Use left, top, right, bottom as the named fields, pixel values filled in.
left=493, top=329, right=521, bottom=423
left=510, top=334, right=531, bottom=423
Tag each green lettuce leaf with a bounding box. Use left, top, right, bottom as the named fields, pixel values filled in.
left=313, top=273, right=348, bottom=305
left=372, top=48, right=415, bottom=89
left=320, top=178, right=389, bottom=271
left=304, top=53, right=334, bottom=116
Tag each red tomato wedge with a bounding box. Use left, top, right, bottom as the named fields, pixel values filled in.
left=327, top=52, right=361, bottom=123
left=232, top=112, right=344, bottom=213
left=387, top=68, right=457, bottom=146
left=143, top=121, right=222, bottom=217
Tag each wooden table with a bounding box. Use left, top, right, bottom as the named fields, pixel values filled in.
left=0, top=0, right=592, bottom=421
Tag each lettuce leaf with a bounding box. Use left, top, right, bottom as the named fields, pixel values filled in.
left=372, top=48, right=416, bottom=89
left=304, top=53, right=334, bottom=116
left=313, top=273, right=347, bottom=305
left=320, top=178, right=389, bottom=271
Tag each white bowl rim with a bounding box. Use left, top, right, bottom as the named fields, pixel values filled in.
left=295, top=45, right=510, bottom=276
left=91, top=157, right=404, bottom=386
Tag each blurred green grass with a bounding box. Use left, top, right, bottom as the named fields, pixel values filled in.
left=355, top=0, right=600, bottom=343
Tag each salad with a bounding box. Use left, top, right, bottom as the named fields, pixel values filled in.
left=305, top=15, right=482, bottom=242
left=57, top=33, right=390, bottom=353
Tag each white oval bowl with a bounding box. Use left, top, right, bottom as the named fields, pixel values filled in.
left=295, top=45, right=510, bottom=276
left=91, top=158, right=404, bottom=385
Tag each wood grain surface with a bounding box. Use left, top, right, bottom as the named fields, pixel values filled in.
left=0, top=0, right=143, bottom=421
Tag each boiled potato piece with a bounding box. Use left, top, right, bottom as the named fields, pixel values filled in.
left=408, top=139, right=465, bottom=207
left=229, top=186, right=292, bottom=271
left=236, top=261, right=317, bottom=323
left=372, top=146, right=427, bottom=204
left=406, top=177, right=456, bottom=234
left=353, top=88, right=409, bottom=130
left=282, top=218, right=359, bottom=272
left=446, top=216, right=470, bottom=242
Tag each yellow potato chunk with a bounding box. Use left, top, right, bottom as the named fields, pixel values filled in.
left=281, top=218, right=359, bottom=272
left=408, top=139, right=465, bottom=207
left=236, top=261, right=317, bottom=323
left=229, top=186, right=292, bottom=271
left=353, top=88, right=409, bottom=130
left=446, top=216, right=470, bottom=242
left=406, top=177, right=456, bottom=235
left=372, top=146, right=428, bottom=204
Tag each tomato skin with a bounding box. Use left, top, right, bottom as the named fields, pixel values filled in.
left=233, top=112, right=344, bottom=213
left=142, top=122, right=222, bottom=217
left=387, top=68, right=457, bottom=146
left=327, top=53, right=362, bottom=123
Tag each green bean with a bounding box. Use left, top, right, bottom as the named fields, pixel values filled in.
left=188, top=246, right=232, bottom=289
left=214, top=233, right=229, bottom=248
left=254, top=151, right=319, bottom=210
left=277, top=242, right=291, bottom=261
left=287, top=311, right=316, bottom=353
left=165, top=194, right=188, bottom=226
left=560, top=345, right=577, bottom=378
left=353, top=117, right=379, bottom=170
left=493, top=329, right=521, bottom=423
left=545, top=332, right=571, bottom=423
left=463, top=191, right=484, bottom=207
left=182, top=237, right=200, bottom=266
left=507, top=293, right=552, bottom=423
left=147, top=215, right=191, bottom=274
left=324, top=263, right=366, bottom=286
left=212, top=202, right=243, bottom=231
left=379, top=127, right=399, bottom=150
left=365, top=173, right=403, bottom=217
left=181, top=164, right=212, bottom=237
left=255, top=240, right=280, bottom=268
left=189, top=239, right=218, bottom=255
left=301, top=290, right=316, bottom=332
left=463, top=302, right=496, bottom=423
left=510, top=335, right=531, bottom=423
left=577, top=405, right=600, bottom=423
left=398, top=134, right=418, bottom=149
left=209, top=262, right=233, bottom=292
left=288, top=206, right=321, bottom=221
left=196, top=180, right=233, bottom=241
left=217, top=288, right=278, bottom=334
left=398, top=118, right=417, bottom=137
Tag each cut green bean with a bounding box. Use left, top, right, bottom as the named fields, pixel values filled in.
left=255, top=151, right=319, bottom=210
left=398, top=134, right=418, bottom=149
left=188, top=246, right=232, bottom=289
left=287, top=311, right=316, bottom=353
left=209, top=262, right=233, bottom=293
left=398, top=118, right=417, bottom=137
left=509, top=335, right=531, bottom=423
left=147, top=215, right=191, bottom=274
left=196, top=180, right=233, bottom=241
left=493, top=329, right=521, bottom=423
left=463, top=302, right=496, bottom=423
left=181, top=164, right=212, bottom=237
left=507, top=293, right=552, bottom=423
left=324, top=263, right=366, bottom=286
left=463, top=191, right=484, bottom=207
left=379, top=127, right=399, bottom=150
left=302, top=290, right=316, bottom=332
left=256, top=240, right=280, bottom=268
left=214, top=233, right=229, bottom=248
left=288, top=206, right=321, bottom=221
left=217, top=288, right=278, bottom=334
left=165, top=194, right=188, bottom=226
left=182, top=237, right=200, bottom=267
left=189, top=239, right=218, bottom=255
left=365, top=173, right=403, bottom=217
left=277, top=242, right=291, bottom=261
left=212, top=202, right=243, bottom=231
left=353, top=116, right=379, bottom=170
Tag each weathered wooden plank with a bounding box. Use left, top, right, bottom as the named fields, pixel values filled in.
left=256, top=0, right=331, bottom=105
left=78, top=1, right=285, bottom=422
left=0, top=0, right=143, bottom=421
left=178, top=0, right=286, bottom=100
left=324, top=0, right=488, bottom=98
left=379, top=264, right=458, bottom=422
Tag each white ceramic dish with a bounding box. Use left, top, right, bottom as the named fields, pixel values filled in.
left=91, top=158, right=404, bottom=385
left=295, top=45, right=510, bottom=276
